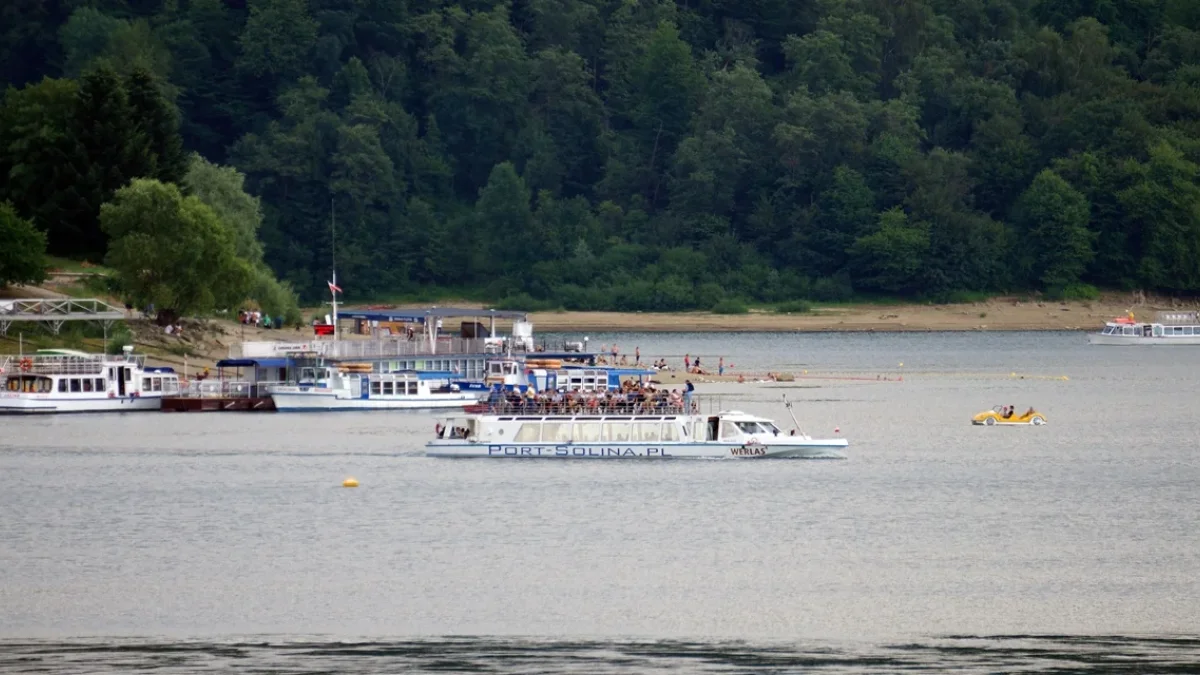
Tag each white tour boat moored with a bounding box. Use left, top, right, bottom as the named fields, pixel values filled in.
left=1088, top=311, right=1200, bottom=345
left=268, top=361, right=484, bottom=411
left=427, top=395, right=847, bottom=459
left=0, top=348, right=179, bottom=413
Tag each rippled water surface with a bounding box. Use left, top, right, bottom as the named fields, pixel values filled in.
left=2, top=331, right=1199, bottom=671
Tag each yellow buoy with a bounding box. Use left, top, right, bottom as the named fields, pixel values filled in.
left=342, top=477, right=359, bottom=488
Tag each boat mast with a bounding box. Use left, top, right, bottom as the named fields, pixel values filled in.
left=782, top=394, right=808, bottom=438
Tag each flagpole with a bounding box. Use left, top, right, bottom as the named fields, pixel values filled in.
left=331, top=197, right=338, bottom=342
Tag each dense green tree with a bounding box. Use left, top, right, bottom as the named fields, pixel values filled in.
left=472, top=162, right=534, bottom=275
left=1010, top=169, right=1094, bottom=290
left=0, top=202, right=48, bottom=288
left=182, top=154, right=265, bottom=263
left=126, top=67, right=187, bottom=185
left=238, top=0, right=318, bottom=80
left=101, top=179, right=254, bottom=325
left=0, top=77, right=81, bottom=251
left=5, top=0, right=1200, bottom=307
left=848, top=208, right=930, bottom=294
left=1119, top=142, right=1200, bottom=291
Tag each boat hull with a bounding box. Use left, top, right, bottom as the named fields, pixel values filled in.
left=271, top=389, right=481, bottom=411
left=0, top=393, right=163, bottom=414
left=1088, top=333, right=1200, bottom=345
left=425, top=440, right=848, bottom=459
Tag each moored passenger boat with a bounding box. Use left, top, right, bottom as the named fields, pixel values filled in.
left=1088, top=311, right=1200, bottom=345
left=0, top=348, right=178, bottom=413
left=268, top=361, right=485, bottom=411
left=427, top=396, right=847, bottom=459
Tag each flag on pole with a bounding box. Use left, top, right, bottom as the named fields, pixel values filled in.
left=328, top=280, right=342, bottom=294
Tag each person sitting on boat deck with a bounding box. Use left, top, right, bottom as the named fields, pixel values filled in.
left=668, top=389, right=683, bottom=407
left=1003, top=405, right=1014, bottom=419
left=1024, top=407, right=1035, bottom=417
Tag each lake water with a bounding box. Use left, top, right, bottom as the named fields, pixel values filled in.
left=2, top=331, right=1199, bottom=672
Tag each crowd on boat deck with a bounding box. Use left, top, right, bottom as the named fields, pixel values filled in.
left=491, top=380, right=696, bottom=414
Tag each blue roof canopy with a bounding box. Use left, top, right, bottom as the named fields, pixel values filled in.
left=336, top=307, right=528, bottom=323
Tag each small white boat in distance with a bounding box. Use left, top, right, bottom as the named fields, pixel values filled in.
left=1088, top=311, right=1200, bottom=345
left=0, top=348, right=178, bottom=413
left=426, top=395, right=847, bottom=459
left=269, top=362, right=483, bottom=411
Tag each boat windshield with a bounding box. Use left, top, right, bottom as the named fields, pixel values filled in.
left=735, top=421, right=776, bottom=434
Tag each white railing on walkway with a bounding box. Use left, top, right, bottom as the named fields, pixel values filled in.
left=230, top=337, right=517, bottom=359
left=170, top=380, right=286, bottom=399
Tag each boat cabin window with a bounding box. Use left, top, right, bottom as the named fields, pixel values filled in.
left=634, top=422, right=660, bottom=442
left=720, top=421, right=741, bottom=439
left=82, top=378, right=93, bottom=392
left=406, top=381, right=417, bottom=395
left=371, top=381, right=382, bottom=395
left=58, top=379, right=68, bottom=393
left=543, top=422, right=571, bottom=443
left=661, top=423, right=680, bottom=442
left=736, top=421, right=775, bottom=435
left=7, top=376, right=53, bottom=393
left=575, top=422, right=602, bottom=442
left=94, top=378, right=103, bottom=391
left=514, top=424, right=541, bottom=442
left=603, top=422, right=630, bottom=442
left=70, top=378, right=82, bottom=393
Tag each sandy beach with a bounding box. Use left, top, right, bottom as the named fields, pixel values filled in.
left=419, top=294, right=1174, bottom=333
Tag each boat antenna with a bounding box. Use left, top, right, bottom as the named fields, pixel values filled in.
left=782, top=394, right=808, bottom=438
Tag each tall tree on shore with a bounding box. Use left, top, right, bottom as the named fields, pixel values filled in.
left=0, top=201, right=48, bottom=288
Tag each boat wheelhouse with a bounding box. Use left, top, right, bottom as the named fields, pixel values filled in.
left=268, top=359, right=484, bottom=411
left=428, top=397, right=848, bottom=460
left=0, top=348, right=178, bottom=413
left=1088, top=311, right=1200, bottom=345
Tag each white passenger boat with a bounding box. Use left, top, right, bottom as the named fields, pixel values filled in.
left=1088, top=311, right=1200, bottom=345
left=268, top=361, right=483, bottom=411
left=0, top=348, right=179, bottom=413
left=427, top=396, right=847, bottom=459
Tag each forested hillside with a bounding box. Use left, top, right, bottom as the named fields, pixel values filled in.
left=4, top=0, right=1200, bottom=310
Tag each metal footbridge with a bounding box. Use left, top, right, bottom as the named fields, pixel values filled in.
left=0, top=298, right=126, bottom=336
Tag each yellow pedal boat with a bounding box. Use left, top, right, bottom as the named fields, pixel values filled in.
left=972, top=406, right=1046, bottom=426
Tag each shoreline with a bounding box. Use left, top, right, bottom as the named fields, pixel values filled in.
left=520, top=297, right=1159, bottom=333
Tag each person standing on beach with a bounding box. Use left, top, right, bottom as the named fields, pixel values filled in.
left=685, top=354, right=691, bottom=370
left=719, top=356, right=724, bottom=376
left=635, top=346, right=640, bottom=364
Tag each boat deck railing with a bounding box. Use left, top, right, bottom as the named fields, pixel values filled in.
left=0, top=353, right=145, bottom=376
left=169, top=379, right=285, bottom=399
left=474, top=401, right=694, bottom=416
